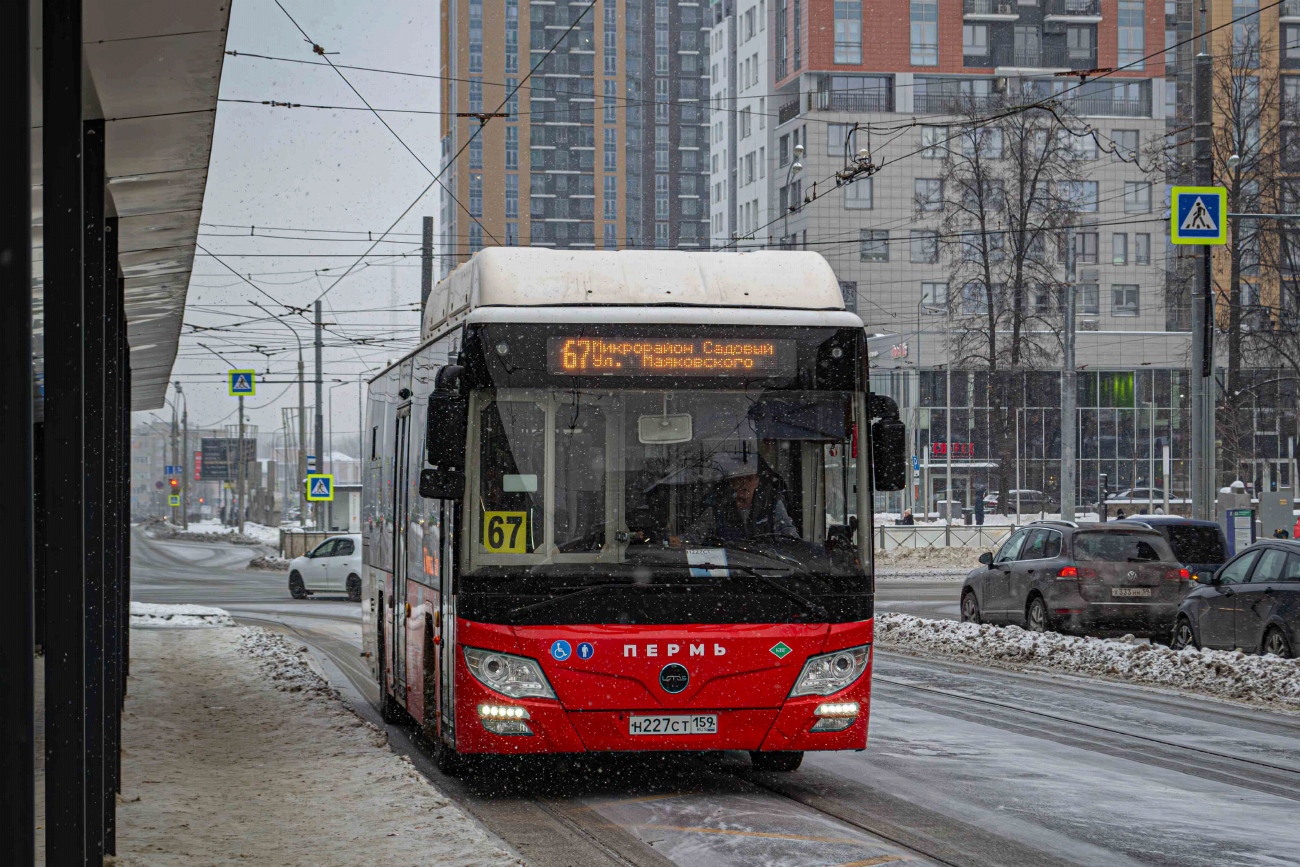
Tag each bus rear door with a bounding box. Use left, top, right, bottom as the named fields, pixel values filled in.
left=390, top=405, right=412, bottom=706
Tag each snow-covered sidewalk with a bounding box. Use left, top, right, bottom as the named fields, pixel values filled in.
left=875, top=613, right=1300, bottom=712
left=114, top=624, right=520, bottom=866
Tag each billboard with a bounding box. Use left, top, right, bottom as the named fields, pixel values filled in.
left=199, top=437, right=257, bottom=481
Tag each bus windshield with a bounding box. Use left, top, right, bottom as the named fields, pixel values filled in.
left=468, top=388, right=865, bottom=584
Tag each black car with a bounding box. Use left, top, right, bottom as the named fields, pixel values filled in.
left=1171, top=540, right=1300, bottom=658
left=961, top=520, right=1191, bottom=639
left=1120, top=516, right=1228, bottom=582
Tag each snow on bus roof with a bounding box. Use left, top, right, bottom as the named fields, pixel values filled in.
left=423, top=248, right=849, bottom=339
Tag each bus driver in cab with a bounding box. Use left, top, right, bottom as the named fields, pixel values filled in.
left=685, top=452, right=799, bottom=543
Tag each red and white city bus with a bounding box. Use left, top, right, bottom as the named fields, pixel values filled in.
left=362, top=248, right=905, bottom=775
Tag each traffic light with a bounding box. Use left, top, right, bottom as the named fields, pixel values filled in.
left=169, top=478, right=179, bottom=491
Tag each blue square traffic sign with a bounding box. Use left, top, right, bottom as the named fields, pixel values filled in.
left=1170, top=186, right=1227, bottom=245
left=228, top=369, right=257, bottom=396
left=305, top=473, right=334, bottom=502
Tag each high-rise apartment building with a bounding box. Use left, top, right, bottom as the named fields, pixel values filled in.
left=439, top=0, right=713, bottom=275
left=708, top=0, right=776, bottom=245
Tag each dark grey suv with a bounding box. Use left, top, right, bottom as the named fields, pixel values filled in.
left=961, top=521, right=1191, bottom=638
left=1172, top=540, right=1300, bottom=658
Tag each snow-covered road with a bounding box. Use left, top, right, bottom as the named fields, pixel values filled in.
left=129, top=529, right=1300, bottom=867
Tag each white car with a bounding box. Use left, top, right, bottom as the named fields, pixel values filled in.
left=288, top=534, right=362, bottom=601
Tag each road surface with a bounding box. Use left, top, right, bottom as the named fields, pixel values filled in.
left=131, top=529, right=1300, bottom=867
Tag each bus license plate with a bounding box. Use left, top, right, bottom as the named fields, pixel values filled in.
left=628, top=714, right=718, bottom=736
left=1112, top=587, right=1153, bottom=597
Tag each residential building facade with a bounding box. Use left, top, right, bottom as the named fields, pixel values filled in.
left=439, top=0, right=713, bottom=275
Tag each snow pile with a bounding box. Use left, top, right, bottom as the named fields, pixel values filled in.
left=247, top=554, right=290, bottom=571
left=130, top=602, right=235, bottom=628
left=238, top=629, right=340, bottom=700
left=143, top=520, right=267, bottom=547
left=875, top=545, right=989, bottom=570
left=183, top=520, right=281, bottom=547
left=876, top=613, right=1300, bottom=711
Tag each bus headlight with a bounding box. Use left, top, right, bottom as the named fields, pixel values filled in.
left=463, top=647, right=556, bottom=699
left=788, top=645, right=870, bottom=697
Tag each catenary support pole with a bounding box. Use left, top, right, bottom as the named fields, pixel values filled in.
left=1191, top=52, right=1215, bottom=520
left=237, top=396, right=246, bottom=533
left=421, top=216, right=434, bottom=309
left=44, top=0, right=88, bottom=860
left=103, top=218, right=122, bottom=855
left=1061, top=226, right=1077, bottom=522
left=0, top=0, right=34, bottom=855
left=315, top=300, right=325, bottom=529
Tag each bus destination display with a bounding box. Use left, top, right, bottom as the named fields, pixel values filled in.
left=547, top=336, right=796, bottom=376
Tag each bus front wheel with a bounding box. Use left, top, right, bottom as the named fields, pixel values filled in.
left=749, top=750, right=804, bottom=772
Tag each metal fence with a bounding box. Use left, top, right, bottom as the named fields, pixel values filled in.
left=279, top=529, right=334, bottom=559
left=876, top=524, right=1013, bottom=550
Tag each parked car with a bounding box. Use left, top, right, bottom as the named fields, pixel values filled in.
left=982, top=490, right=1058, bottom=514
left=1120, top=515, right=1227, bottom=582
left=960, top=520, right=1191, bottom=639
left=1171, top=540, right=1300, bottom=658
left=1106, top=488, right=1174, bottom=513
left=288, top=533, right=362, bottom=601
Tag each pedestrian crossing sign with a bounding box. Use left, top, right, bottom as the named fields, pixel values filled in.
left=306, top=473, right=334, bottom=502
left=1170, top=186, right=1227, bottom=245
left=228, top=369, right=257, bottom=396
left=169, top=494, right=181, bottom=507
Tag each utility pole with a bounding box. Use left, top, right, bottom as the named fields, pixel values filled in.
left=251, top=301, right=307, bottom=529
left=170, top=398, right=179, bottom=524
left=421, top=216, right=434, bottom=310
left=314, top=300, right=325, bottom=530
left=236, top=395, right=246, bottom=533
left=176, top=382, right=189, bottom=529
left=1190, top=51, right=1216, bottom=520
left=1061, top=226, right=1077, bottom=522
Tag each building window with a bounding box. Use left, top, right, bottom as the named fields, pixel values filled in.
left=505, top=0, right=518, bottom=73
left=1117, top=0, right=1145, bottom=70
left=469, top=78, right=482, bottom=113
left=911, top=0, right=938, bottom=66
left=794, top=0, right=803, bottom=70
left=845, top=178, right=872, bottom=209
left=604, top=80, right=617, bottom=123
left=1067, top=25, right=1093, bottom=60
left=835, top=0, right=863, bottom=64
left=779, top=134, right=790, bottom=166
left=915, top=178, right=944, bottom=211
left=1061, top=180, right=1099, bottom=212
left=1079, top=284, right=1099, bottom=315
left=605, top=128, right=618, bottom=170
left=468, top=0, right=483, bottom=73
left=506, top=79, right=518, bottom=117
left=469, top=173, right=483, bottom=217
left=1286, top=25, right=1300, bottom=60
left=470, top=137, right=483, bottom=169
left=921, top=281, right=947, bottom=309
left=1075, top=232, right=1098, bottom=264
left=604, top=223, right=616, bottom=249
left=1112, top=232, right=1128, bottom=265
left=859, top=229, right=889, bottom=261
left=655, top=221, right=670, bottom=248
left=962, top=281, right=989, bottom=315
left=1113, top=129, right=1138, bottom=161
left=656, top=174, right=670, bottom=218
left=505, top=126, right=518, bottom=169
left=911, top=230, right=939, bottom=263
left=775, top=0, right=788, bottom=80
left=604, top=3, right=617, bottom=75
left=1124, top=181, right=1151, bottom=213
left=656, top=139, right=669, bottom=171
left=828, top=123, right=857, bottom=156
left=469, top=224, right=484, bottom=254
left=604, top=175, right=618, bottom=219
left=921, top=125, right=948, bottom=158
left=961, top=126, right=1003, bottom=159
left=840, top=280, right=858, bottom=309
left=963, top=24, right=988, bottom=57
left=503, top=173, right=518, bottom=219
left=1233, top=0, right=1260, bottom=66
left=1135, top=233, right=1151, bottom=265
left=1112, top=284, right=1140, bottom=316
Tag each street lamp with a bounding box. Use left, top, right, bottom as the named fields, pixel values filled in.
left=782, top=143, right=804, bottom=245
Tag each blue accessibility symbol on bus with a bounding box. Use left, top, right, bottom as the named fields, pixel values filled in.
left=577, top=642, right=594, bottom=660
left=550, top=640, right=572, bottom=661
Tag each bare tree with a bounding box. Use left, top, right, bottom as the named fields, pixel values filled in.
left=930, top=97, right=1086, bottom=513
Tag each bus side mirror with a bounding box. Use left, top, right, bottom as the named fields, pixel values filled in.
left=871, top=418, right=907, bottom=492
left=422, top=366, right=467, bottom=500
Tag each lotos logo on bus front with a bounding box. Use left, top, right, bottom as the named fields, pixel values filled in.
left=659, top=663, right=690, bottom=694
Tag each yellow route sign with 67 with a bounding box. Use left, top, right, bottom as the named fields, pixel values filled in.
left=483, top=511, right=528, bottom=553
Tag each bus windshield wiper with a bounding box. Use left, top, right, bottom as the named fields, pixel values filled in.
left=505, top=581, right=633, bottom=621
left=686, top=563, right=829, bottom=620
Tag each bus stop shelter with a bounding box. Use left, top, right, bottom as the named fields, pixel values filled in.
left=2, top=1, right=229, bottom=862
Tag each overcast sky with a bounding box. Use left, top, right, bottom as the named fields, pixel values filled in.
left=139, top=0, right=441, bottom=456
